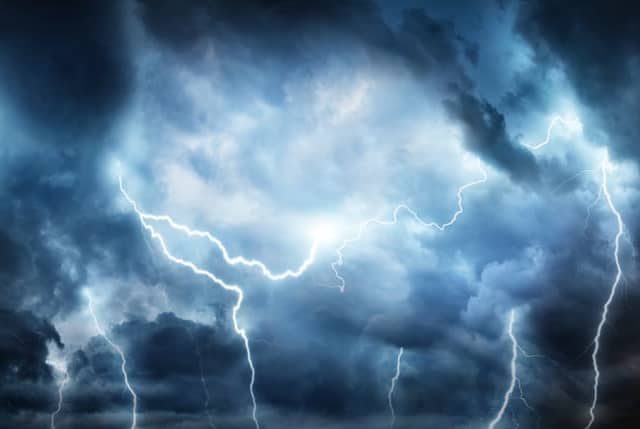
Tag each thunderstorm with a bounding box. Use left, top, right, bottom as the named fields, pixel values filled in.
left=0, top=2, right=638, bottom=429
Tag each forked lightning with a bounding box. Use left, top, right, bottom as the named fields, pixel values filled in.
left=584, top=152, right=625, bottom=429
left=85, top=290, right=138, bottom=429
left=331, top=168, right=488, bottom=291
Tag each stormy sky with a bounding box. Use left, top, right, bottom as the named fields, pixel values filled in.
left=1, top=1, right=639, bottom=428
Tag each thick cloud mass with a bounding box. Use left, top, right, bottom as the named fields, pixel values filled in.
left=444, top=91, right=540, bottom=181
left=518, top=1, right=640, bottom=162
left=0, top=1, right=639, bottom=428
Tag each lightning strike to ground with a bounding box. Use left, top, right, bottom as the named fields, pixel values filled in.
left=192, top=335, right=217, bottom=429
left=118, top=178, right=260, bottom=429
left=525, top=116, right=627, bottom=428
left=387, top=346, right=404, bottom=429
left=331, top=169, right=487, bottom=291
left=584, top=152, right=625, bottom=429
left=111, top=115, right=600, bottom=428
left=514, top=343, right=555, bottom=429
left=85, top=290, right=138, bottom=429
left=48, top=360, right=68, bottom=429
left=487, top=309, right=518, bottom=429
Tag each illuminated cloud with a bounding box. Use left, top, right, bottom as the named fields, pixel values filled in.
left=0, top=1, right=639, bottom=428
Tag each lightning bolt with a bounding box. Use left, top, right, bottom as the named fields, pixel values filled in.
left=49, top=361, right=68, bottom=429
left=583, top=185, right=603, bottom=235
left=85, top=289, right=138, bottom=429
left=550, top=169, right=596, bottom=194
left=118, top=177, right=260, bottom=429
left=524, top=115, right=627, bottom=427
left=487, top=309, right=518, bottom=429
left=515, top=378, right=535, bottom=413
left=523, top=116, right=583, bottom=151
left=584, top=152, right=625, bottom=429
left=514, top=343, right=557, bottom=429
left=331, top=168, right=487, bottom=291
left=109, top=115, right=598, bottom=428
left=387, top=346, right=404, bottom=429
left=118, top=167, right=485, bottom=426
left=117, top=178, right=317, bottom=282
left=192, top=335, right=217, bottom=429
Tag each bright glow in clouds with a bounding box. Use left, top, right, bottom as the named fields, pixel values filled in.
left=309, top=221, right=338, bottom=244
left=117, top=163, right=487, bottom=425
left=85, top=289, right=138, bottom=429
left=114, top=115, right=625, bottom=428
left=118, top=175, right=319, bottom=282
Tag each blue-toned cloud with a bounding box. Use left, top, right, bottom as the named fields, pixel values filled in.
left=0, top=1, right=639, bottom=429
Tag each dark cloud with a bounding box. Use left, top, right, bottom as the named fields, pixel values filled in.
left=0, top=309, right=62, bottom=414
left=517, top=1, right=640, bottom=162
left=0, top=1, right=130, bottom=150
left=64, top=313, right=247, bottom=417
left=0, top=0, right=132, bottom=147
left=500, top=72, right=546, bottom=114
left=137, top=0, right=471, bottom=89
left=0, top=309, right=62, bottom=381
left=444, top=91, right=540, bottom=182
left=0, top=151, right=161, bottom=321
left=0, top=0, right=143, bottom=324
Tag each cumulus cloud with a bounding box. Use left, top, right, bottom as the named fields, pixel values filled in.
left=0, top=1, right=639, bottom=428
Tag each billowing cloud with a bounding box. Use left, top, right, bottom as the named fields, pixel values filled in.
left=0, top=1, right=639, bottom=428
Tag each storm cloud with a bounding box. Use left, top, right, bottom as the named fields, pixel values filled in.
left=0, top=1, right=639, bottom=429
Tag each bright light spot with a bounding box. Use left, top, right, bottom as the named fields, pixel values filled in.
left=310, top=222, right=337, bottom=243
left=46, top=357, right=66, bottom=372
left=564, top=115, right=583, bottom=133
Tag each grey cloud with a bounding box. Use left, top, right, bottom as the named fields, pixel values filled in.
left=444, top=91, right=540, bottom=182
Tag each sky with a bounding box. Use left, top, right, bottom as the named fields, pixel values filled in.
left=1, top=1, right=639, bottom=428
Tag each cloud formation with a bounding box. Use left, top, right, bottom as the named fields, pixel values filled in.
left=0, top=1, right=639, bottom=428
